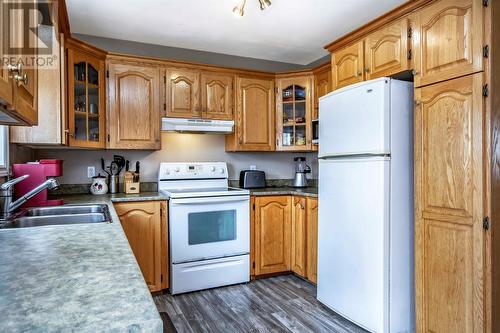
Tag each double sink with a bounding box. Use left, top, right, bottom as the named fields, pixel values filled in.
left=0, top=204, right=112, bottom=229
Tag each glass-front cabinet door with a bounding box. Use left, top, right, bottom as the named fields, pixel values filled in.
left=276, top=75, right=313, bottom=151
left=67, top=48, right=105, bottom=148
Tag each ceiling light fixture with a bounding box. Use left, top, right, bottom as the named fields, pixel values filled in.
left=233, top=0, right=246, bottom=18
left=233, top=0, right=271, bottom=17
left=259, top=0, right=272, bottom=10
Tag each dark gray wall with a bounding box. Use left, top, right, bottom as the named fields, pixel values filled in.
left=74, top=34, right=329, bottom=72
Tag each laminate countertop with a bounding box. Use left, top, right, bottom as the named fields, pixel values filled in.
left=247, top=186, right=318, bottom=198
left=0, top=193, right=167, bottom=333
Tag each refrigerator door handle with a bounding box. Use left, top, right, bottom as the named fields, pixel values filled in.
left=319, top=153, right=390, bottom=160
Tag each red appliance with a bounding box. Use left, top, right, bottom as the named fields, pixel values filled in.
left=12, top=159, right=64, bottom=208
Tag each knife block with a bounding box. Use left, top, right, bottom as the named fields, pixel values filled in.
left=123, top=171, right=139, bottom=193
left=124, top=182, right=140, bottom=194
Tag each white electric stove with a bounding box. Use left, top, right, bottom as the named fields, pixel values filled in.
left=158, top=162, right=250, bottom=295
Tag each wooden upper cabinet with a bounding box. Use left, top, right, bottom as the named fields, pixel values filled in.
left=67, top=48, right=106, bottom=148
left=12, top=57, right=37, bottom=125
left=276, top=75, right=313, bottom=151
left=254, top=196, right=292, bottom=275
left=413, top=0, right=483, bottom=87
left=114, top=201, right=163, bottom=292
left=364, top=18, right=410, bottom=80
left=306, top=198, right=318, bottom=284
left=313, top=65, right=331, bottom=113
left=226, top=77, right=275, bottom=151
left=291, top=196, right=307, bottom=277
left=11, top=28, right=66, bottom=145
left=0, top=0, right=13, bottom=110
left=108, top=61, right=161, bottom=149
left=331, top=41, right=364, bottom=90
left=165, top=68, right=200, bottom=118
left=414, top=73, right=484, bottom=333
left=200, top=72, right=233, bottom=120
left=0, top=0, right=37, bottom=126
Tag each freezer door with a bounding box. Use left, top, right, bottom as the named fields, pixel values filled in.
left=317, top=157, right=390, bottom=332
left=319, top=78, right=390, bottom=158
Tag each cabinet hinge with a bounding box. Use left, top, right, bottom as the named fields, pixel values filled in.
left=483, top=0, right=489, bottom=7
left=252, top=262, right=255, bottom=269
left=407, top=49, right=412, bottom=60
left=106, top=70, right=109, bottom=78
left=161, top=274, right=163, bottom=282
left=483, top=84, right=489, bottom=97
left=107, top=134, right=110, bottom=142
left=253, top=203, right=255, bottom=210
left=483, top=217, right=490, bottom=230
left=407, top=27, right=413, bottom=38
left=163, top=103, right=166, bottom=111
left=164, top=75, right=166, bottom=84
left=483, top=45, right=489, bottom=58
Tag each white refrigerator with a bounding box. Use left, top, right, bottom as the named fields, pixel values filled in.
left=317, top=78, right=414, bottom=333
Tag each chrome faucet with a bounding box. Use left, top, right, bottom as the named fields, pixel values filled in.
left=0, top=175, right=60, bottom=219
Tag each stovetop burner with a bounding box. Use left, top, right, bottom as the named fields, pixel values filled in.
left=158, top=162, right=249, bottom=199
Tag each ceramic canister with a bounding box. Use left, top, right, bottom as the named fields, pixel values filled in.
left=90, top=174, right=108, bottom=195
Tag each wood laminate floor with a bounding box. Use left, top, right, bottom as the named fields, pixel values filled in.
left=153, top=275, right=368, bottom=333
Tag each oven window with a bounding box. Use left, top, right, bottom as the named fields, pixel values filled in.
left=188, top=210, right=237, bottom=245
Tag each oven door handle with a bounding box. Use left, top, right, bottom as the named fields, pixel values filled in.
left=171, top=195, right=249, bottom=205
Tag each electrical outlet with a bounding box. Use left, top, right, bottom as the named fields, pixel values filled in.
left=249, top=165, right=257, bottom=170
left=87, top=166, right=96, bottom=178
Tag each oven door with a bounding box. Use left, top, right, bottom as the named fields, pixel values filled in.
left=169, top=195, right=250, bottom=264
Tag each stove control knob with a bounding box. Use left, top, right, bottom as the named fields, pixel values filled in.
left=210, top=166, right=216, bottom=172
left=174, top=167, right=180, bottom=173
left=164, top=169, right=170, bottom=175
left=219, top=168, right=225, bottom=174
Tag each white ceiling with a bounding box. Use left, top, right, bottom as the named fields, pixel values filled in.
left=66, top=0, right=407, bottom=65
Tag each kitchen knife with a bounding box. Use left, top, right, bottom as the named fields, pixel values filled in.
left=134, top=161, right=140, bottom=182
left=101, top=158, right=111, bottom=176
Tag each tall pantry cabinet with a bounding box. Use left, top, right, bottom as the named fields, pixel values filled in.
left=412, top=0, right=498, bottom=332
left=325, top=0, right=499, bottom=331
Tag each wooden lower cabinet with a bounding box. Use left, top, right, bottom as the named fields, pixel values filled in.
left=306, top=198, right=318, bottom=283
left=291, top=196, right=307, bottom=276
left=414, top=73, right=484, bottom=332
left=252, top=195, right=318, bottom=283
left=114, top=201, right=168, bottom=292
left=254, top=196, right=292, bottom=275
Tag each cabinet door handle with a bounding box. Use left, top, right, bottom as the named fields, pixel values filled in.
left=14, top=73, right=28, bottom=86
left=412, top=70, right=419, bottom=76
left=7, top=63, right=22, bottom=75
left=365, top=68, right=370, bottom=73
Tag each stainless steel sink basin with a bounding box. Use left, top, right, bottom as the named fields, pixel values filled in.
left=0, top=204, right=111, bottom=229
left=24, top=204, right=108, bottom=216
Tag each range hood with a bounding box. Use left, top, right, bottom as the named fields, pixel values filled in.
left=161, top=117, right=234, bottom=134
